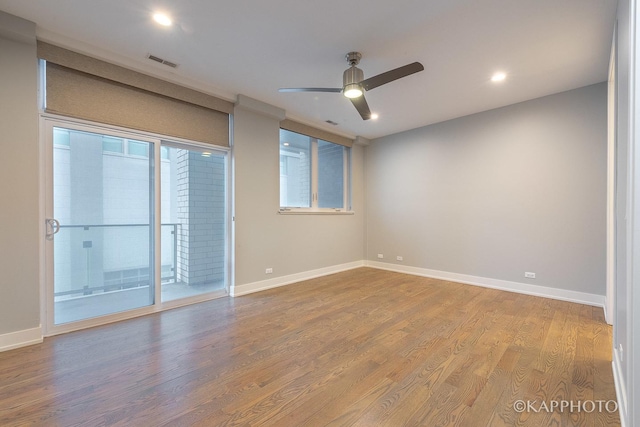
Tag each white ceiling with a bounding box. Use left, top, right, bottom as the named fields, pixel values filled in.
left=0, top=0, right=617, bottom=140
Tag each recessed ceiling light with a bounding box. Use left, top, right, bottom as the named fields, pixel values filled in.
left=491, top=72, right=507, bottom=82
left=370, top=113, right=379, bottom=120
left=283, top=142, right=290, bottom=146
left=153, top=12, right=173, bottom=27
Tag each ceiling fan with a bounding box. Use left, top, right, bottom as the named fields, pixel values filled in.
left=279, top=52, right=424, bottom=120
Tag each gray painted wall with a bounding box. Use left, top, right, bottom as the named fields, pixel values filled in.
left=0, top=13, right=40, bottom=334
left=366, top=83, right=607, bottom=295
left=233, top=105, right=365, bottom=287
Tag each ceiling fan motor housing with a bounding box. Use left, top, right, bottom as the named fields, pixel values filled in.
left=343, top=66, right=364, bottom=87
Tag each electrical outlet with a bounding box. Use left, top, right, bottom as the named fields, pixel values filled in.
left=396, top=256, right=403, bottom=261
left=524, top=272, right=536, bottom=279
left=377, top=254, right=384, bottom=259
left=265, top=268, right=273, bottom=274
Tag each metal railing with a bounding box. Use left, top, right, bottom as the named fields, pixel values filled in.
left=53, top=223, right=179, bottom=298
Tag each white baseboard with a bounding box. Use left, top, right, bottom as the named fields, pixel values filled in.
left=0, top=326, right=43, bottom=353
left=612, top=348, right=628, bottom=427
left=365, top=261, right=606, bottom=308
left=232, top=260, right=605, bottom=309
left=231, top=261, right=365, bottom=297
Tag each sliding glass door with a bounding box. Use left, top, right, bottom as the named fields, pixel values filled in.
left=44, top=118, right=228, bottom=333
left=160, top=144, right=227, bottom=302
left=48, top=125, right=155, bottom=325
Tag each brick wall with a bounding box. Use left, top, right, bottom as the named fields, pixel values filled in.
left=176, top=150, right=226, bottom=285
left=317, top=141, right=344, bottom=208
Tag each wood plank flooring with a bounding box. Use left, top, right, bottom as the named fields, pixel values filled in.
left=0, top=268, right=620, bottom=426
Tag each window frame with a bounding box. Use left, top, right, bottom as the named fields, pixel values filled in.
left=279, top=128, right=353, bottom=215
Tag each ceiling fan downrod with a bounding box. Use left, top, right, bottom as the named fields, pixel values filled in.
left=346, top=51, right=362, bottom=66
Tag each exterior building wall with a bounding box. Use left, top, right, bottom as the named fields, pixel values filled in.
left=175, top=150, right=225, bottom=285
left=318, top=142, right=344, bottom=208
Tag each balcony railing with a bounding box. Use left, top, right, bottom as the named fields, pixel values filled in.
left=53, top=223, right=179, bottom=298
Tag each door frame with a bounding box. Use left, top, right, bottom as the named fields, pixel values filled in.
left=40, top=114, right=231, bottom=336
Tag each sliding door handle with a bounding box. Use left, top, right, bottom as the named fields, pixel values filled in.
left=45, top=218, right=60, bottom=240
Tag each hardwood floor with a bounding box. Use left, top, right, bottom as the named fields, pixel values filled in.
left=0, top=268, right=619, bottom=426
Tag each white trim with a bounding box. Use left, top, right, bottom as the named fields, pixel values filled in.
left=606, top=22, right=618, bottom=326
left=232, top=260, right=607, bottom=307
left=42, top=117, right=55, bottom=335
left=0, top=327, right=43, bottom=352
left=613, top=348, right=628, bottom=427
left=343, top=148, right=349, bottom=210
left=229, top=114, right=236, bottom=295
left=278, top=210, right=355, bottom=215
left=310, top=138, right=319, bottom=208
left=231, top=261, right=365, bottom=297
left=154, top=139, right=162, bottom=316
left=39, top=107, right=48, bottom=339
left=365, top=261, right=606, bottom=308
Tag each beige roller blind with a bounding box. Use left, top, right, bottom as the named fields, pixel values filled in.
left=280, top=119, right=353, bottom=148
left=39, top=42, right=231, bottom=146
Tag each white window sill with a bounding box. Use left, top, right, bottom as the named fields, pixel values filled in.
left=278, top=209, right=355, bottom=215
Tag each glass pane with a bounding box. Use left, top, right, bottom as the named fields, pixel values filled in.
left=161, top=145, right=226, bottom=302
left=128, top=140, right=149, bottom=157
left=53, top=127, right=154, bottom=324
left=102, top=136, right=124, bottom=154
left=53, top=127, right=70, bottom=146
left=317, top=140, right=345, bottom=208
left=280, top=129, right=311, bottom=207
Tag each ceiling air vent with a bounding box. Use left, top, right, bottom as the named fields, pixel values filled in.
left=325, top=120, right=339, bottom=126
left=147, top=54, right=178, bottom=68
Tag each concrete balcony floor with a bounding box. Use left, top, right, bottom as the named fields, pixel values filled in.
left=54, top=280, right=226, bottom=325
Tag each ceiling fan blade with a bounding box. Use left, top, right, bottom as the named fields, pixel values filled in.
left=350, top=95, right=372, bottom=120
left=279, top=87, right=342, bottom=93
left=360, top=62, right=424, bottom=91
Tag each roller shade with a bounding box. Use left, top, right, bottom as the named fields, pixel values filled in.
left=38, top=42, right=231, bottom=147
left=280, top=119, right=353, bottom=148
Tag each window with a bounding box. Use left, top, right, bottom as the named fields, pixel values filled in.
left=53, top=128, right=70, bottom=147
left=102, top=136, right=124, bottom=154
left=161, top=146, right=170, bottom=160
left=279, top=129, right=350, bottom=212
left=127, top=140, right=149, bottom=157
left=317, top=140, right=345, bottom=208
left=280, top=132, right=311, bottom=208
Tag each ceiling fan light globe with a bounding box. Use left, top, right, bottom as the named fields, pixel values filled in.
left=344, top=84, right=363, bottom=98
